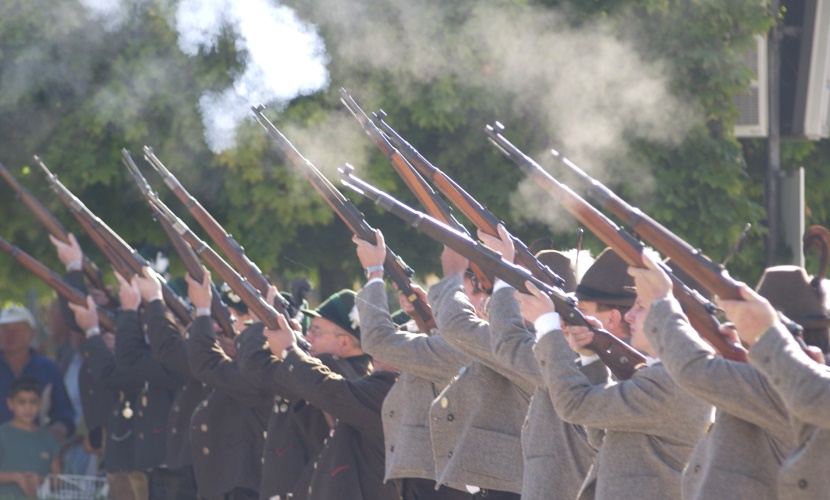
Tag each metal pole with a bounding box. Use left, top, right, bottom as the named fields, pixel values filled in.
left=767, top=0, right=782, bottom=266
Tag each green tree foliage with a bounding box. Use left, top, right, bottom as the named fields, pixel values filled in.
left=0, top=0, right=827, bottom=308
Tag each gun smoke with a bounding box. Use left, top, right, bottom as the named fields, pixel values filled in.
left=60, top=0, right=695, bottom=236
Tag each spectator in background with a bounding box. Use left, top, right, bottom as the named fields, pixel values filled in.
left=0, top=305, right=75, bottom=442
left=0, top=377, right=62, bottom=498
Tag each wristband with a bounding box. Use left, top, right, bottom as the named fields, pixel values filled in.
left=85, top=327, right=101, bottom=337
left=66, top=260, right=82, bottom=272
left=364, top=265, right=384, bottom=278
left=195, top=308, right=211, bottom=317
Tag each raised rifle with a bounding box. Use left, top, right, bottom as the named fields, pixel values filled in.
left=251, top=104, right=437, bottom=334
left=122, top=150, right=235, bottom=338
left=542, top=142, right=813, bottom=346
left=145, top=191, right=310, bottom=349
left=35, top=157, right=193, bottom=327
left=339, top=89, right=495, bottom=294
left=0, top=236, right=116, bottom=332
left=374, top=111, right=566, bottom=290
left=141, top=147, right=290, bottom=308
left=483, top=125, right=750, bottom=361
left=340, top=168, right=646, bottom=380
left=0, top=162, right=111, bottom=297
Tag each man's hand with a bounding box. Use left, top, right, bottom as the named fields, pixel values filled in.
left=516, top=280, right=555, bottom=324
left=218, top=335, right=237, bottom=359
left=627, top=252, right=672, bottom=306
left=719, top=285, right=779, bottom=345
left=135, top=267, right=163, bottom=304
left=185, top=268, right=212, bottom=310
left=441, top=246, right=468, bottom=278
left=398, top=284, right=427, bottom=315
left=563, top=317, right=602, bottom=356
left=68, top=296, right=99, bottom=332
left=352, top=229, right=386, bottom=278
left=114, top=272, right=141, bottom=311
left=49, top=232, right=83, bottom=268
left=477, top=224, right=515, bottom=264
left=264, top=313, right=298, bottom=358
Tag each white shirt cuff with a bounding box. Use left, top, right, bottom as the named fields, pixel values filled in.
left=579, top=354, right=600, bottom=365
left=533, top=312, right=561, bottom=341
left=365, top=277, right=384, bottom=287
left=492, top=279, right=512, bottom=293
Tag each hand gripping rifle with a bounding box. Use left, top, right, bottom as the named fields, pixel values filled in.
left=145, top=191, right=310, bottom=349
left=251, top=104, right=437, bottom=334
left=0, top=236, right=117, bottom=332
left=122, top=150, right=235, bottom=338
left=483, top=125, right=750, bottom=361
left=373, top=111, right=566, bottom=290
left=542, top=143, right=813, bottom=348
left=36, top=157, right=193, bottom=327
left=339, top=89, right=495, bottom=294
left=0, top=162, right=111, bottom=297
left=142, top=147, right=295, bottom=317
left=340, top=168, right=646, bottom=380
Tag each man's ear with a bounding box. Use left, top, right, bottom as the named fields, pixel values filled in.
left=606, top=308, right=622, bottom=330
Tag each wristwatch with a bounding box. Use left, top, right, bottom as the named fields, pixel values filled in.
left=364, top=265, right=384, bottom=278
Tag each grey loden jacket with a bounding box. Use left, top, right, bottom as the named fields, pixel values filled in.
left=426, top=275, right=533, bottom=494
left=356, top=280, right=470, bottom=485
left=749, top=323, right=830, bottom=499
left=644, top=298, right=799, bottom=499
left=488, top=285, right=607, bottom=500
left=533, top=318, right=712, bottom=500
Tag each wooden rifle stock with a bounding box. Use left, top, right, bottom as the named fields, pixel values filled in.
left=340, top=169, right=646, bottom=380
left=146, top=194, right=310, bottom=350
left=0, top=236, right=116, bottom=332
left=251, top=104, right=437, bottom=334
left=549, top=148, right=811, bottom=350
left=484, top=125, right=749, bottom=362
left=36, top=158, right=193, bottom=327
left=142, top=147, right=282, bottom=307
left=374, top=113, right=566, bottom=290
left=339, top=89, right=495, bottom=293
left=122, top=150, right=236, bottom=338
left=0, top=161, right=110, bottom=295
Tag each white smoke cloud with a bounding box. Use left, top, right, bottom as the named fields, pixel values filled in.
left=78, top=0, right=132, bottom=30
left=175, top=0, right=330, bottom=152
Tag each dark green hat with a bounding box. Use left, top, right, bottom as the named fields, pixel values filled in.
left=574, top=248, right=636, bottom=307
left=536, top=249, right=577, bottom=294
left=303, top=289, right=360, bottom=339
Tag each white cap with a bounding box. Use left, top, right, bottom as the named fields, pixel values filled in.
left=0, top=306, right=36, bottom=329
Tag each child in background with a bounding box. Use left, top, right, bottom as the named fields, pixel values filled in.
left=0, top=377, right=61, bottom=498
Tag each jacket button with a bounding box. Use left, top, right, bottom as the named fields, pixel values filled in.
left=139, top=433, right=144, bottom=440
left=447, top=451, right=453, bottom=458
left=171, top=428, right=177, bottom=435
left=798, top=479, right=808, bottom=489
left=694, top=465, right=700, bottom=473
left=773, top=378, right=780, bottom=385
left=763, top=356, right=770, bottom=363
left=201, top=424, right=208, bottom=432
left=539, top=360, right=546, bottom=367
left=390, top=445, right=395, bottom=452
left=447, top=414, right=454, bottom=421
left=263, top=431, right=268, bottom=439
left=202, top=447, right=210, bottom=455
left=389, top=410, right=394, bottom=417
left=440, top=397, right=448, bottom=408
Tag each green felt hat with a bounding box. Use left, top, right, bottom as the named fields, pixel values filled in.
left=303, top=289, right=360, bottom=339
